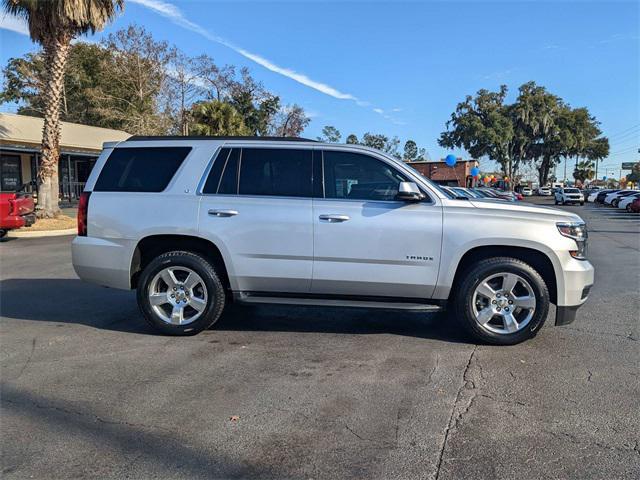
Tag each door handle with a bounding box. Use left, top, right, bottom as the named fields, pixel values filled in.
left=319, top=214, right=350, bottom=223
left=208, top=209, right=238, bottom=217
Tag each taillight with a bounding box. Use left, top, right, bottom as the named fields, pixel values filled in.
left=77, top=191, right=91, bottom=236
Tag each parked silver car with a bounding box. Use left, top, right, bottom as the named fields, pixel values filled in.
left=72, top=137, right=594, bottom=345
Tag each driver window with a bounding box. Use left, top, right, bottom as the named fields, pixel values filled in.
left=323, top=150, right=409, bottom=201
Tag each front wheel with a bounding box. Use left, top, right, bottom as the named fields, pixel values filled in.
left=451, top=257, right=550, bottom=345
left=137, top=251, right=226, bottom=335
left=580, top=202, right=584, bottom=206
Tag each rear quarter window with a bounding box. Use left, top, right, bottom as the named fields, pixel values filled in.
left=94, top=147, right=191, bottom=192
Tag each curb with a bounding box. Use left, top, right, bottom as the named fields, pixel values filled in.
left=7, top=228, right=77, bottom=238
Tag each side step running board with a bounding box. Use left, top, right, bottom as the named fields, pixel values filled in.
left=234, top=292, right=443, bottom=312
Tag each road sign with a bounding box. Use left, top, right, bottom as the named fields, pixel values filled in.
left=622, top=162, right=635, bottom=169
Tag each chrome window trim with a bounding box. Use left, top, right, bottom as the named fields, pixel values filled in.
left=196, top=145, right=223, bottom=195
left=318, top=147, right=435, bottom=205
left=215, top=148, right=233, bottom=194
left=197, top=143, right=439, bottom=206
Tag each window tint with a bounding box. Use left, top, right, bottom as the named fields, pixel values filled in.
left=219, top=148, right=240, bottom=194
left=565, top=188, right=580, bottom=193
left=238, top=148, right=312, bottom=197
left=202, top=148, right=230, bottom=194
left=94, top=147, right=190, bottom=192
left=323, top=151, right=409, bottom=201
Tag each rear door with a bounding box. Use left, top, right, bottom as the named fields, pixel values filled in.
left=198, top=146, right=314, bottom=293
left=311, top=149, right=443, bottom=299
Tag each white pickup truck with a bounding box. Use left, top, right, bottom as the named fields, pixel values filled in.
left=72, top=137, right=594, bottom=345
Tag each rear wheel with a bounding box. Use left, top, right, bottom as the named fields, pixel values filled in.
left=452, top=257, right=550, bottom=345
left=137, top=251, right=226, bottom=335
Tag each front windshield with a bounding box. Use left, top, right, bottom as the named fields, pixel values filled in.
left=565, top=188, right=580, bottom=193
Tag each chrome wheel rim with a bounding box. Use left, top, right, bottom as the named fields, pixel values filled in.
left=148, top=266, right=208, bottom=325
left=471, top=272, right=536, bottom=335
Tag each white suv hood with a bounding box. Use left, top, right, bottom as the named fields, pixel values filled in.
left=468, top=198, right=583, bottom=222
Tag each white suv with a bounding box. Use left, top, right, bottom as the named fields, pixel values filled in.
left=72, top=137, right=594, bottom=345
left=555, top=187, right=584, bottom=206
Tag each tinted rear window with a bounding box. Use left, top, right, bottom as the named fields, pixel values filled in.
left=94, top=147, right=191, bottom=192
left=238, top=148, right=312, bottom=197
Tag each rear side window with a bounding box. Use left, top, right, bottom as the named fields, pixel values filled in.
left=238, top=148, right=312, bottom=197
left=94, top=147, right=191, bottom=192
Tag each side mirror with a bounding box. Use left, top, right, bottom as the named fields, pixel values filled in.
left=396, top=181, right=425, bottom=201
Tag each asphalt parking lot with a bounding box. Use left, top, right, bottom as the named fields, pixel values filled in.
left=1, top=198, right=639, bottom=479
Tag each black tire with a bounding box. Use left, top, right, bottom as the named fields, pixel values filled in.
left=580, top=202, right=584, bottom=206
left=451, top=257, right=550, bottom=345
left=0, top=229, right=6, bottom=238
left=627, top=205, right=632, bottom=212
left=137, top=250, right=226, bottom=335
left=554, top=199, right=559, bottom=205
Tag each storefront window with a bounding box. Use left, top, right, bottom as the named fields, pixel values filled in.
left=0, top=154, right=22, bottom=191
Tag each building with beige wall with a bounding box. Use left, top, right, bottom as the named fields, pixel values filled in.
left=0, top=113, right=129, bottom=202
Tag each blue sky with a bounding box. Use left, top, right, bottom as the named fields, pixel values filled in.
left=1, top=0, right=638, bottom=177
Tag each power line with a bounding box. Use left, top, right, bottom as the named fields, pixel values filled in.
left=607, top=124, right=640, bottom=139
left=609, top=146, right=639, bottom=155
left=608, top=129, right=640, bottom=144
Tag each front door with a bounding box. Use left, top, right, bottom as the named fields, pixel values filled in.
left=311, top=149, right=443, bottom=299
left=198, top=146, right=314, bottom=293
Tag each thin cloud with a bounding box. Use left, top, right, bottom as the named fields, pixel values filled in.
left=0, top=14, right=29, bottom=36
left=130, top=0, right=362, bottom=103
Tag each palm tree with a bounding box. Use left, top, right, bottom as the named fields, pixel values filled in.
left=2, top=0, right=123, bottom=217
left=573, top=159, right=595, bottom=185
left=190, top=101, right=250, bottom=136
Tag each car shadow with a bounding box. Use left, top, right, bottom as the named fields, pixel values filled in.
left=0, top=278, right=471, bottom=344
left=214, top=303, right=470, bottom=344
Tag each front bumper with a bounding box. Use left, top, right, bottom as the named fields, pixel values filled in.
left=556, top=305, right=581, bottom=325
left=554, top=253, right=594, bottom=326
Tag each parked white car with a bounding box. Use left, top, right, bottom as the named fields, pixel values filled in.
left=538, top=187, right=552, bottom=196
left=587, top=189, right=612, bottom=202
left=555, top=187, right=584, bottom=205
left=618, top=193, right=640, bottom=210
left=522, top=187, right=533, bottom=196
left=71, top=137, right=594, bottom=345
left=606, top=190, right=639, bottom=207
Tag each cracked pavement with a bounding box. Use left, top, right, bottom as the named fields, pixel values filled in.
left=1, top=198, right=639, bottom=479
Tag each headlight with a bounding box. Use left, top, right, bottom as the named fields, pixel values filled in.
left=557, top=222, right=588, bottom=260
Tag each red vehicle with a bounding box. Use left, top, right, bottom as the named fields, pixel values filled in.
left=629, top=197, right=640, bottom=213
left=0, top=191, right=36, bottom=238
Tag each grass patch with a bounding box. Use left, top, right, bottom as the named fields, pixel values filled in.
left=26, top=215, right=76, bottom=232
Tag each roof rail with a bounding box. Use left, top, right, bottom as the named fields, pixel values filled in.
left=126, top=135, right=318, bottom=142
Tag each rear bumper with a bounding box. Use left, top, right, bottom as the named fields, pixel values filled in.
left=1, top=214, right=26, bottom=229
left=22, top=213, right=36, bottom=227
left=71, top=236, right=134, bottom=290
